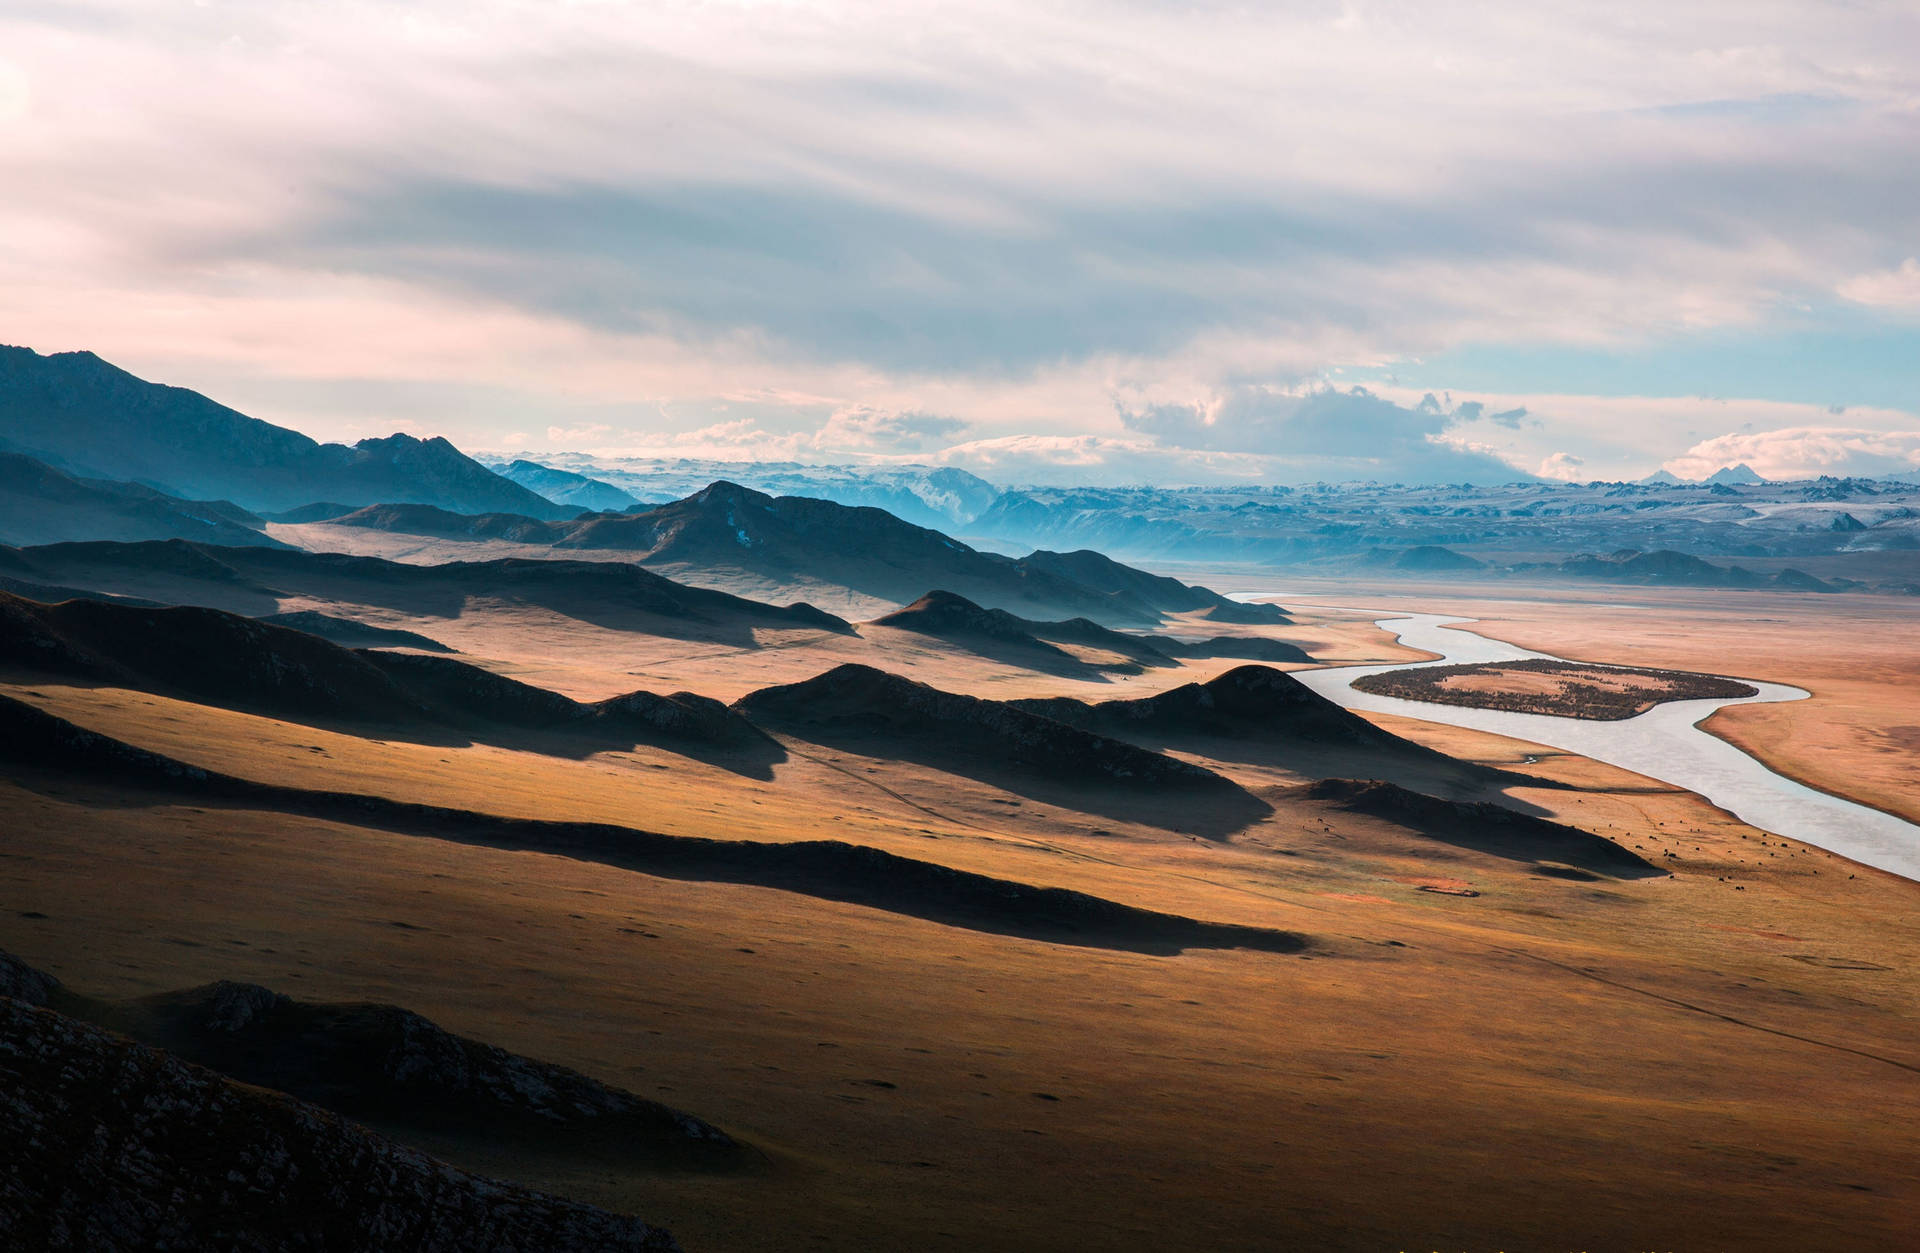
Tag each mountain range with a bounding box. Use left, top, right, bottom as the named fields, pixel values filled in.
left=304, top=482, right=1285, bottom=625
left=0, top=346, right=573, bottom=518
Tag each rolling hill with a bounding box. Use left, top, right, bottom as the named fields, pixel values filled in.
left=0, top=588, right=779, bottom=765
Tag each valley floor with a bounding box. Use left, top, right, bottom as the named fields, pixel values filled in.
left=3, top=591, right=1916, bottom=1250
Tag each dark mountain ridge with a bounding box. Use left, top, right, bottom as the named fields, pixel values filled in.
left=309, top=480, right=1285, bottom=626
left=0, top=345, right=574, bottom=518
left=0, top=538, right=853, bottom=642
left=873, top=589, right=1177, bottom=675
left=0, top=450, right=288, bottom=548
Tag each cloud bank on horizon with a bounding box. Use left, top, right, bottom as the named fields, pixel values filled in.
left=1, top=0, right=1916, bottom=485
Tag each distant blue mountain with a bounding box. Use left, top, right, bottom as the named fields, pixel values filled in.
left=0, top=345, right=573, bottom=518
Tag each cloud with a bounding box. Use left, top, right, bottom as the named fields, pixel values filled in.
left=546, top=422, right=613, bottom=444
left=810, top=407, right=969, bottom=453
left=1, top=1, right=1918, bottom=474
left=1537, top=452, right=1587, bottom=480
left=1664, top=427, right=1920, bottom=481
left=1839, top=259, right=1920, bottom=309
left=1118, top=386, right=1529, bottom=483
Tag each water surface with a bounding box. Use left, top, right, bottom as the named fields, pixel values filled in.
left=1254, top=603, right=1920, bottom=882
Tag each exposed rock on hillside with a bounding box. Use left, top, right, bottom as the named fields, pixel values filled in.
left=0, top=995, right=682, bottom=1252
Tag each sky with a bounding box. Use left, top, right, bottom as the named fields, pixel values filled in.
left=2, top=0, right=1918, bottom=485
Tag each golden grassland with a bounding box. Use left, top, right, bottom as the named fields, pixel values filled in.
left=2, top=596, right=1916, bottom=1251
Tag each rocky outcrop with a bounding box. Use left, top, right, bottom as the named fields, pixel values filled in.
left=0, top=995, right=682, bottom=1252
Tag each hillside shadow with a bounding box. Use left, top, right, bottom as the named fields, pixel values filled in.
left=1074, top=726, right=1567, bottom=815
left=0, top=700, right=1306, bottom=956
left=889, top=630, right=1126, bottom=681
left=0, top=673, right=787, bottom=781
left=1303, top=778, right=1663, bottom=879
left=755, top=724, right=1274, bottom=838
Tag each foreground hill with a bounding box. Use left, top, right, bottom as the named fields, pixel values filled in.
left=0, top=992, right=682, bottom=1252
left=0, top=450, right=287, bottom=549
left=4, top=950, right=748, bottom=1174
left=314, top=480, right=1284, bottom=626
left=0, top=345, right=574, bottom=518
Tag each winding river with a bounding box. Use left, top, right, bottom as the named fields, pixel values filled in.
left=1248, top=603, right=1920, bottom=882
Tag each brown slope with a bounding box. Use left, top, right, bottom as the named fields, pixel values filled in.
left=1304, top=778, right=1660, bottom=878
left=0, top=588, right=431, bottom=724
left=0, top=589, right=779, bottom=773
left=0, top=692, right=1305, bottom=956
left=306, top=480, right=1259, bottom=627
left=1153, top=635, right=1312, bottom=663
left=566, top=481, right=1167, bottom=623
left=734, top=663, right=1275, bottom=836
